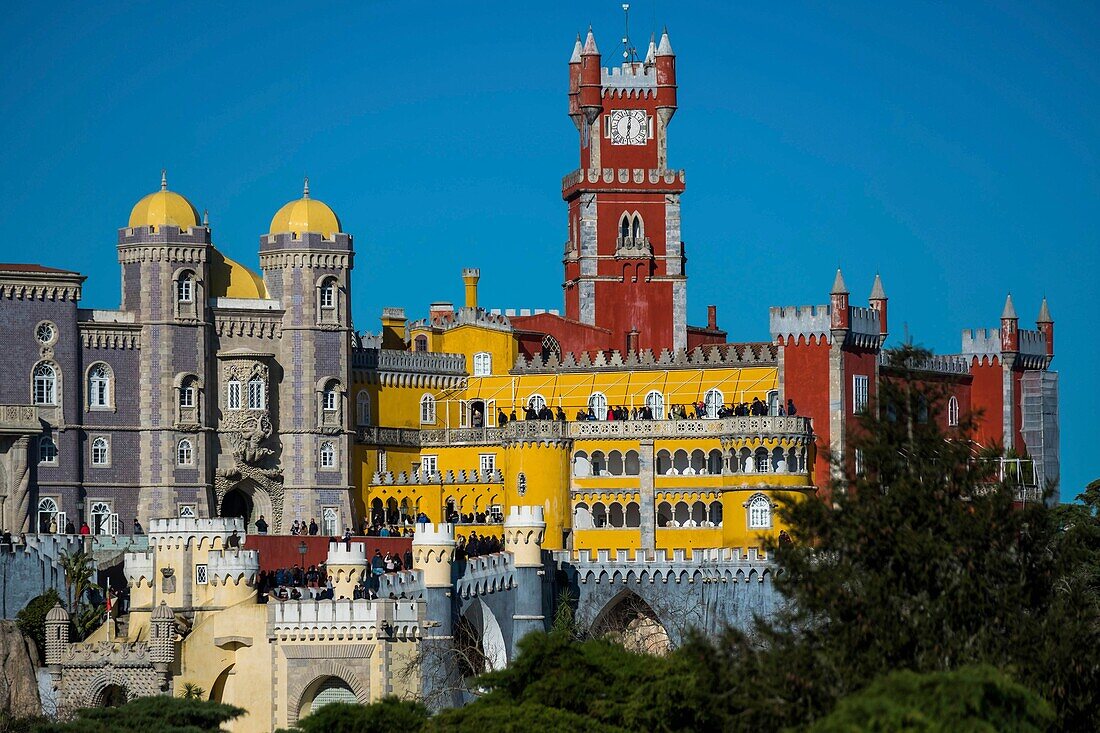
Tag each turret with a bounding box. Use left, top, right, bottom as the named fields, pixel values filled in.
left=45, top=603, right=69, bottom=683
left=150, top=601, right=176, bottom=690
left=869, top=273, right=888, bottom=337
left=413, top=522, right=456, bottom=588
left=655, top=28, right=677, bottom=123
left=578, top=28, right=603, bottom=125
left=1000, top=294, right=1019, bottom=353
left=380, top=307, right=408, bottom=350
left=503, top=506, right=546, bottom=568
left=462, top=268, right=480, bottom=309
left=1036, top=297, right=1054, bottom=361
left=829, top=269, right=850, bottom=332
left=326, top=541, right=368, bottom=599
left=568, top=34, right=583, bottom=129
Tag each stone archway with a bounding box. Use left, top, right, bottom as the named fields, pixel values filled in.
left=288, top=661, right=369, bottom=726
left=219, top=478, right=273, bottom=533
left=591, top=590, right=671, bottom=655
left=209, top=664, right=234, bottom=703
left=455, top=599, right=507, bottom=677
left=97, top=684, right=127, bottom=707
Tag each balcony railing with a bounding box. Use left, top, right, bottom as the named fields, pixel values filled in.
left=0, top=405, right=40, bottom=434
left=568, top=416, right=812, bottom=441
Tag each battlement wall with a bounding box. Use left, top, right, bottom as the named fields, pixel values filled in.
left=769, top=304, right=831, bottom=342
left=962, top=328, right=1001, bottom=356
left=268, top=599, right=421, bottom=640
left=512, top=343, right=777, bottom=373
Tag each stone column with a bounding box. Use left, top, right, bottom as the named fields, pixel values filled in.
left=638, top=440, right=656, bottom=551
left=11, top=437, right=32, bottom=534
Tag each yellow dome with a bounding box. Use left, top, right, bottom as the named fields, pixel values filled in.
left=209, top=248, right=268, bottom=299
left=128, top=172, right=200, bottom=230
left=268, top=179, right=341, bottom=237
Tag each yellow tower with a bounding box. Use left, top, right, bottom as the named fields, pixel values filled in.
left=325, top=542, right=369, bottom=599
left=502, top=425, right=571, bottom=550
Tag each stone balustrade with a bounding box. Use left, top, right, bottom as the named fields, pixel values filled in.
left=0, top=405, right=39, bottom=434
left=568, top=415, right=812, bottom=441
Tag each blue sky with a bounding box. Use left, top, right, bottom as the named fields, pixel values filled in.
left=1, top=1, right=1096, bottom=501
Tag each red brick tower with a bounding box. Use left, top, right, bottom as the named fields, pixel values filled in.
left=561, top=28, right=687, bottom=352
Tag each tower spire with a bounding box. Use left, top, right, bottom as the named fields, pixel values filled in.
left=302, top=176, right=310, bottom=199
left=570, top=32, right=582, bottom=63
left=869, top=273, right=886, bottom=300
left=160, top=169, right=168, bottom=191
left=1001, top=293, right=1017, bottom=320
left=1037, top=296, right=1052, bottom=323
left=831, top=268, right=849, bottom=295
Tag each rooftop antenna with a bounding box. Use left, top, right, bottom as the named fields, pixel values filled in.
left=621, top=3, right=638, bottom=64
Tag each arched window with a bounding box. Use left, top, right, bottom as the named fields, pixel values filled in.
left=588, top=392, right=608, bottom=420
left=323, top=387, right=338, bottom=412
left=632, top=214, right=642, bottom=240
left=948, top=396, right=960, bottom=427
left=177, top=439, right=193, bottom=466
left=356, top=390, right=371, bottom=426
left=176, top=273, right=194, bottom=303
left=320, top=279, right=336, bottom=310
left=33, top=363, right=57, bottom=405
left=414, top=335, right=428, bottom=352
left=91, top=437, right=110, bottom=466
left=620, top=213, right=631, bottom=241
left=747, top=493, right=772, bottom=529
left=247, top=377, right=265, bottom=410
left=472, top=352, right=492, bottom=376
left=704, top=388, right=724, bottom=419
left=527, top=394, right=547, bottom=413
left=319, top=441, right=336, bottom=468
left=322, top=507, right=339, bottom=535
left=38, top=498, right=59, bottom=534
left=88, top=364, right=112, bottom=409
left=226, top=379, right=242, bottom=410
left=420, top=394, right=436, bottom=424
left=644, top=390, right=665, bottom=419
left=90, top=501, right=113, bottom=536
left=541, top=334, right=561, bottom=362
left=39, top=436, right=58, bottom=465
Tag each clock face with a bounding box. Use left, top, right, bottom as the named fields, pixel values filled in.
left=609, top=109, right=649, bottom=146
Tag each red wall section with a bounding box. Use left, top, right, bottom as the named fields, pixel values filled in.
left=246, top=535, right=412, bottom=572
left=510, top=312, right=614, bottom=356
left=969, top=357, right=1003, bottom=447
left=780, top=335, right=831, bottom=486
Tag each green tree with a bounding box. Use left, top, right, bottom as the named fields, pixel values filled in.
left=295, top=698, right=429, bottom=733
left=685, top=346, right=1100, bottom=731
left=56, top=549, right=104, bottom=641
left=15, top=588, right=61, bottom=661
left=809, top=665, right=1053, bottom=733
left=36, top=695, right=243, bottom=733
left=178, top=683, right=206, bottom=700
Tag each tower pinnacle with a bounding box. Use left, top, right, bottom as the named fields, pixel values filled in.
left=1037, top=297, right=1052, bottom=323
left=831, top=268, right=849, bottom=295
left=869, top=273, right=886, bottom=300
left=160, top=169, right=168, bottom=191
left=302, top=177, right=310, bottom=199
left=1001, top=293, right=1017, bottom=320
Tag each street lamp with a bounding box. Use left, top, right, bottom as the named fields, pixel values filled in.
left=298, top=541, right=308, bottom=561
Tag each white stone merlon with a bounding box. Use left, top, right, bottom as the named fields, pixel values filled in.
left=503, top=505, right=546, bottom=529
left=267, top=599, right=421, bottom=641
left=148, top=517, right=244, bottom=548
left=207, top=549, right=260, bottom=585
left=770, top=305, right=831, bottom=343
left=326, top=541, right=368, bottom=566
left=412, top=523, right=455, bottom=547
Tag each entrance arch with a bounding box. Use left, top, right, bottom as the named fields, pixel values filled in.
left=299, top=676, right=357, bottom=717
left=591, top=590, right=671, bottom=655
left=95, top=684, right=128, bottom=707
left=455, top=599, right=507, bottom=678
left=209, top=664, right=234, bottom=703
left=219, top=479, right=272, bottom=532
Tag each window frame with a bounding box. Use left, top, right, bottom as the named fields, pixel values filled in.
left=479, top=453, right=497, bottom=474
left=39, top=436, right=58, bottom=465
left=852, top=375, right=869, bottom=414
left=247, top=378, right=265, bottom=410
left=419, top=393, right=436, bottom=424
left=319, top=440, right=337, bottom=469
left=472, top=351, right=492, bottom=377
left=320, top=280, right=336, bottom=310
left=356, top=390, right=371, bottom=427
left=88, top=363, right=112, bottom=410
left=420, top=454, right=438, bottom=476
left=90, top=436, right=110, bottom=467
left=747, top=493, right=772, bottom=530
left=644, top=390, right=665, bottom=419
left=704, top=388, right=724, bottom=419
left=177, top=275, right=194, bottom=304
left=948, top=395, right=960, bottom=427
left=177, top=438, right=194, bottom=466
left=588, top=392, right=608, bottom=420
left=33, top=362, right=58, bottom=406
left=226, top=379, right=242, bottom=410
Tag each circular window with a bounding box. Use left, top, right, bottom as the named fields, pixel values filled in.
left=36, top=322, right=57, bottom=345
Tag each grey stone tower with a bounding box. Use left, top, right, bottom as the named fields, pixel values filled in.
left=259, top=180, right=355, bottom=531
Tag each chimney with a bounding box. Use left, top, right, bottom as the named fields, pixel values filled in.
left=626, top=328, right=640, bottom=355
left=380, top=307, right=407, bottom=350
left=707, top=305, right=717, bottom=331
left=462, top=268, right=480, bottom=309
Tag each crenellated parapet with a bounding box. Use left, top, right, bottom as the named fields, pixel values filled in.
left=352, top=347, right=467, bottom=388
left=569, top=415, right=812, bottom=442
left=0, top=266, right=85, bottom=302
left=555, top=546, right=777, bottom=585
left=412, top=522, right=456, bottom=588
left=512, top=343, right=777, bottom=373
left=561, top=167, right=686, bottom=195
left=503, top=506, right=546, bottom=568
left=267, top=599, right=421, bottom=642
left=455, top=552, right=517, bottom=599
left=148, top=517, right=244, bottom=550
left=769, top=304, right=831, bottom=344
left=408, top=306, right=513, bottom=334
left=78, top=323, right=141, bottom=350
left=206, top=548, right=260, bottom=586
left=877, top=351, right=971, bottom=375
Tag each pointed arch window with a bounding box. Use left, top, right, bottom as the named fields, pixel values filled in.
left=33, top=363, right=57, bottom=405
left=747, top=493, right=772, bottom=529
left=620, top=215, right=631, bottom=241
left=356, top=390, right=371, bottom=427
left=948, top=396, right=960, bottom=427
left=88, top=364, right=112, bottom=409
left=226, top=379, right=242, bottom=410
left=632, top=214, right=642, bottom=240
left=247, top=377, right=265, bottom=410
left=541, top=335, right=561, bottom=362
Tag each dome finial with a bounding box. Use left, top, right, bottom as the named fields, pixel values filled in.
left=202, top=209, right=209, bottom=226
left=303, top=176, right=310, bottom=199
left=160, top=169, right=168, bottom=191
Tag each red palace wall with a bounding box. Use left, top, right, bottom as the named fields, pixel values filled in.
left=780, top=335, right=832, bottom=486
left=969, top=357, right=1004, bottom=447
left=246, top=535, right=412, bottom=573
left=511, top=313, right=613, bottom=356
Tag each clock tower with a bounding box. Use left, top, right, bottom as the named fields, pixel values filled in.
left=562, top=28, right=687, bottom=352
